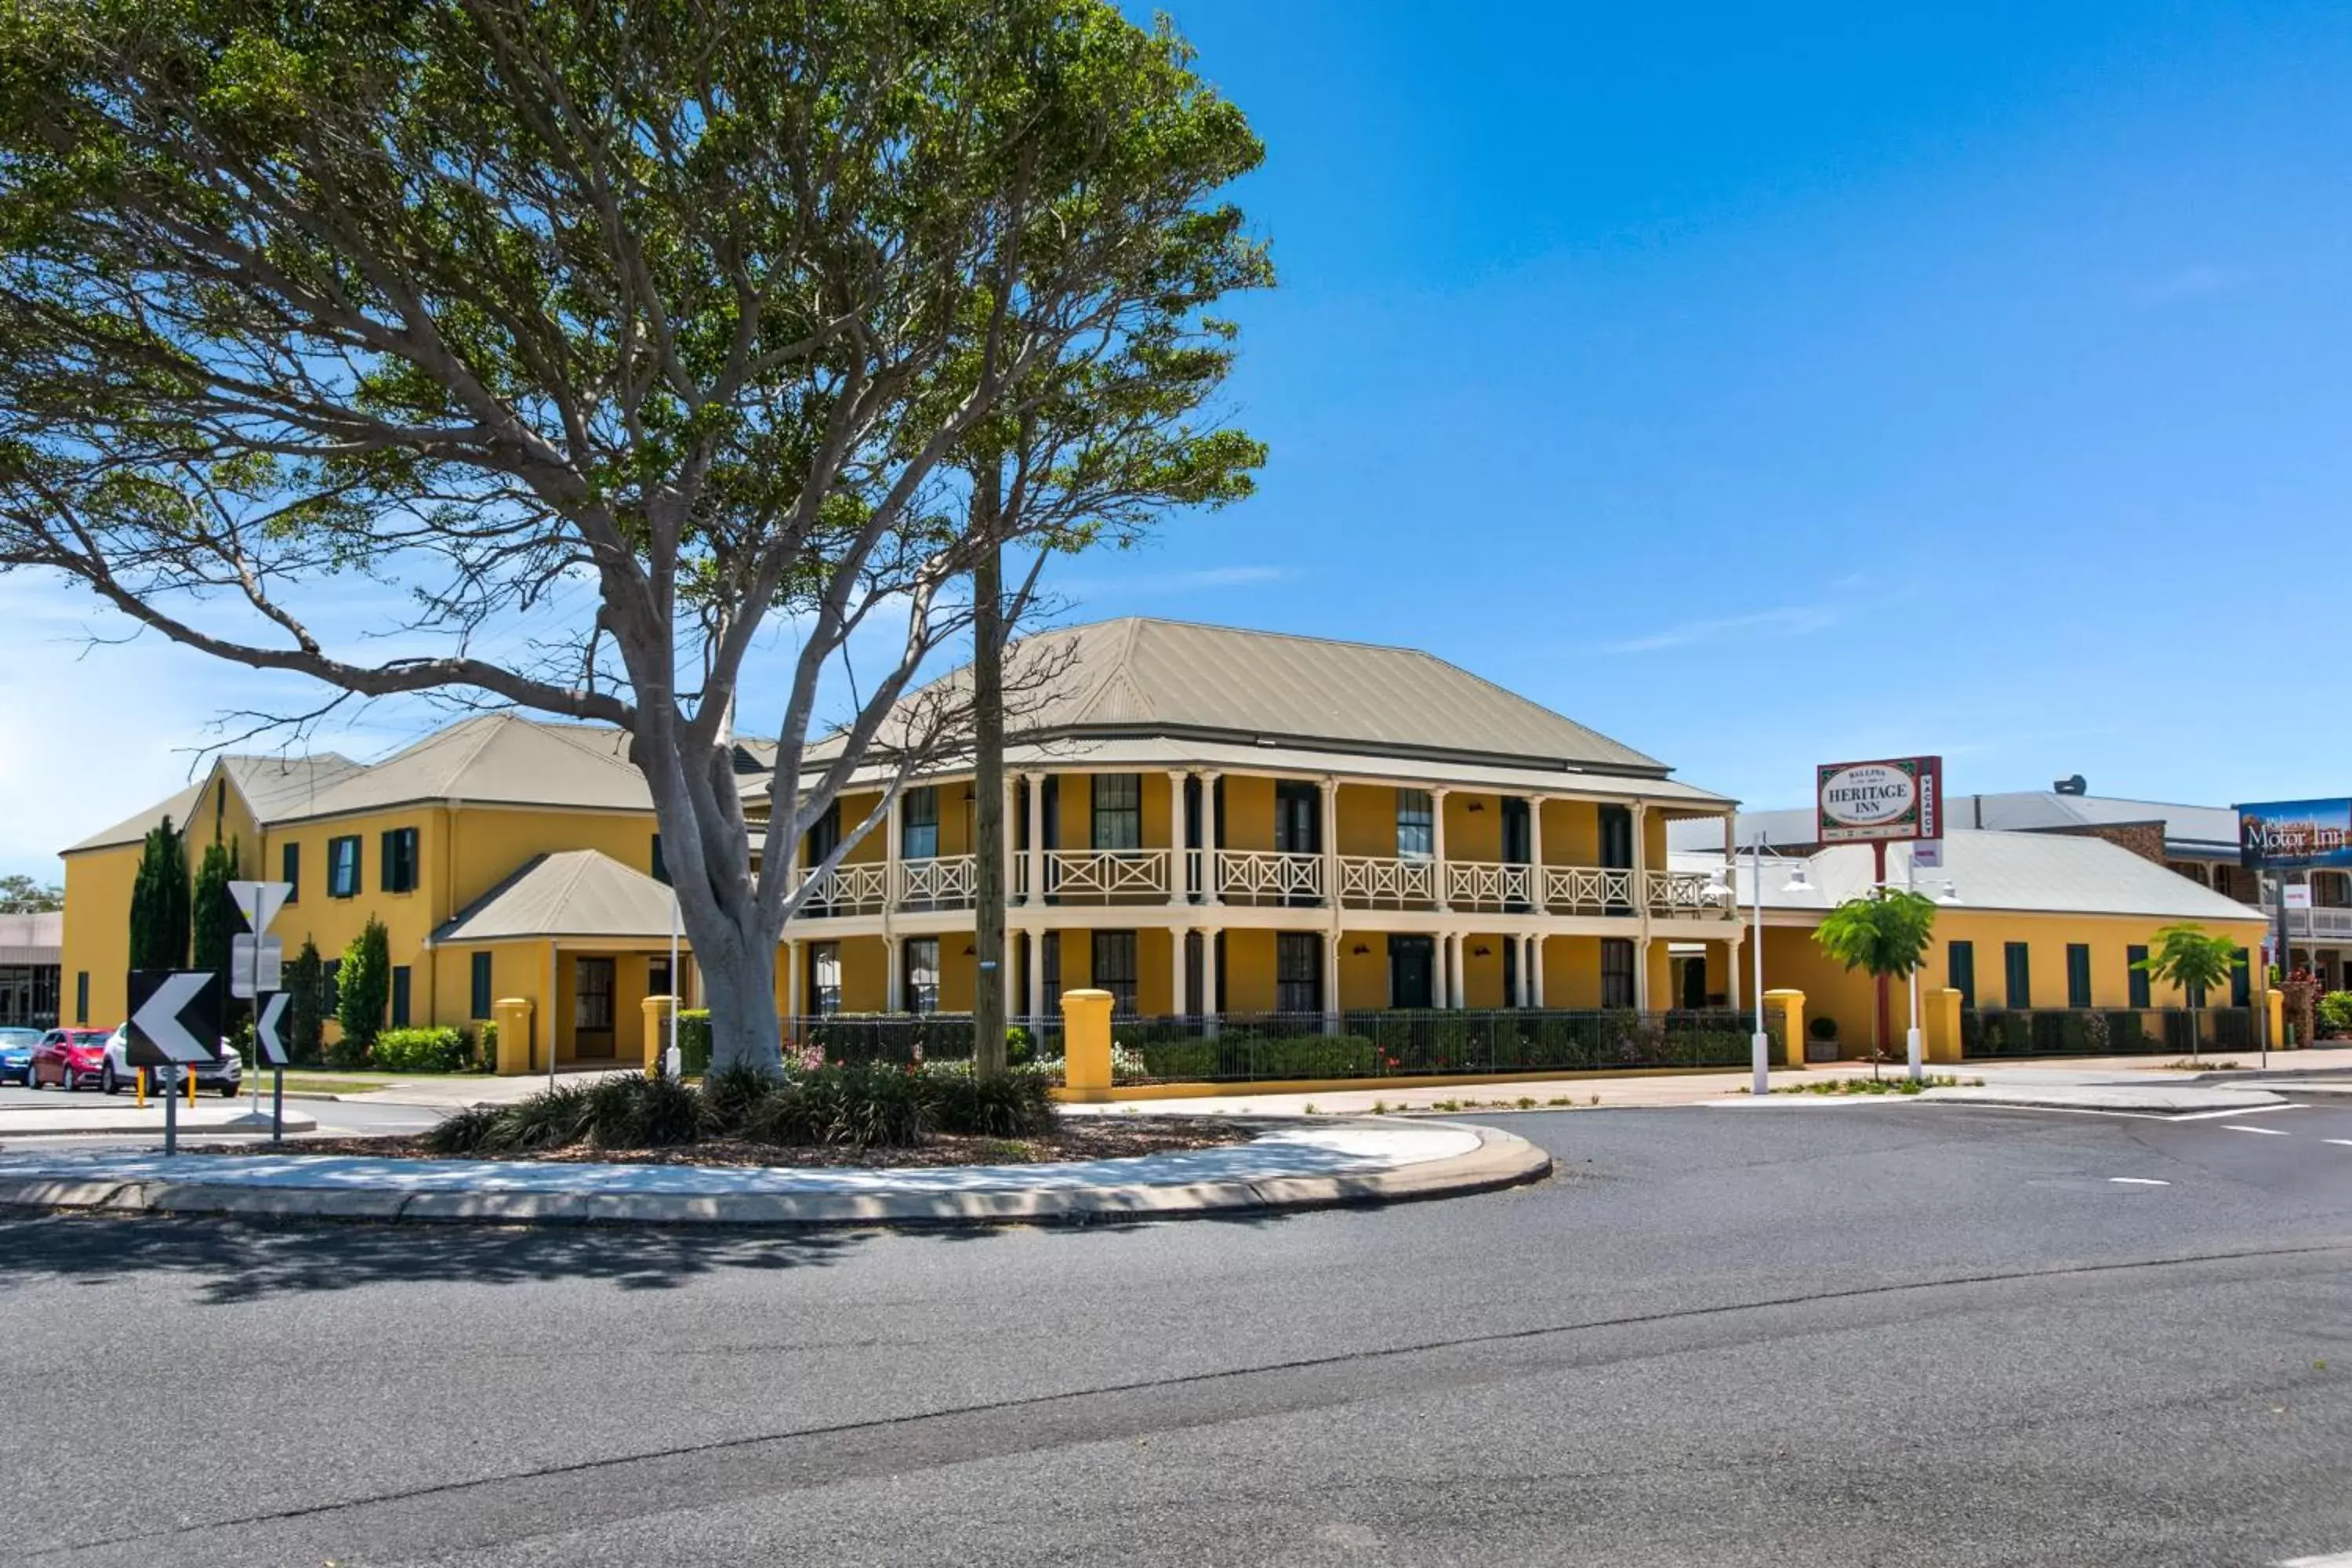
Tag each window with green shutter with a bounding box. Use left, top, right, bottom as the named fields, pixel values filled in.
left=2066, top=945, right=2092, bottom=1008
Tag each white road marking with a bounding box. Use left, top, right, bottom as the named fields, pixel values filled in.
left=2273, top=1552, right=2352, bottom=1566
left=2108, top=1177, right=2170, bottom=1185
left=2328, top=1139, right=2352, bottom=1149
left=2227, top=1124, right=2292, bottom=1135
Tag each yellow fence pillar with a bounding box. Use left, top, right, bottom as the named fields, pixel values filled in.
left=493, top=997, right=535, bottom=1076
left=2268, top=988, right=2288, bottom=1051
left=641, top=994, right=676, bottom=1072
left=1061, top=988, right=1115, bottom=1102
left=1763, top=989, right=1806, bottom=1069
left=1923, top=987, right=1965, bottom=1064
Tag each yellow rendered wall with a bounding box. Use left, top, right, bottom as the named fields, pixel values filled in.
left=1219, top=775, right=1276, bottom=852
left=1642, top=809, right=1669, bottom=870
left=1646, top=940, right=1671, bottom=1011
left=1220, top=927, right=1278, bottom=1014
left=59, top=842, right=140, bottom=1027
left=1445, top=793, right=1502, bottom=863
left=1762, top=909, right=2273, bottom=1052
left=1461, top=934, right=1505, bottom=1007
left=1337, top=931, right=1390, bottom=1009
left=1335, top=782, right=1407, bottom=858
left=1541, top=935, right=1604, bottom=1009
left=1541, top=799, right=1601, bottom=866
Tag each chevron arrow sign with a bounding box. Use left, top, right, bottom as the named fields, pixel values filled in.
left=254, top=992, right=291, bottom=1068
left=125, top=970, right=222, bottom=1069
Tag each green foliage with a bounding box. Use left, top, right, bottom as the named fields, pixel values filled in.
left=1813, top=888, right=1939, bottom=982
left=2135, top=924, right=2239, bottom=1007
left=422, top=1105, right=503, bottom=1156
left=128, top=815, right=189, bottom=971
left=368, top=1027, right=470, bottom=1073
left=283, top=939, right=328, bottom=1065
left=335, top=917, right=391, bottom=1053
left=0, top=873, right=61, bottom=913
left=675, top=1009, right=713, bottom=1076
left=2320, top=991, right=2352, bottom=1037
left=924, top=1067, right=1057, bottom=1137
left=698, top=1062, right=779, bottom=1137
left=581, top=1073, right=702, bottom=1149
left=189, top=836, right=239, bottom=976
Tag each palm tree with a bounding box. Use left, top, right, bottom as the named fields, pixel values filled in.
left=1813, top=887, right=1939, bottom=1077
left=2135, top=923, right=2240, bottom=1062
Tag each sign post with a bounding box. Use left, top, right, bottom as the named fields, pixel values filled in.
left=2237, top=799, right=2352, bottom=1062
left=125, top=969, right=223, bottom=1156
left=227, top=880, right=295, bottom=1139
left=1817, top=756, right=1944, bottom=1081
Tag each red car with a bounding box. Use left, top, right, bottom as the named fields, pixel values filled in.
left=27, top=1028, right=114, bottom=1091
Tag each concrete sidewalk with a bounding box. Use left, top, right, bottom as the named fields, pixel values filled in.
left=0, top=1120, right=1549, bottom=1227
left=0, top=1102, right=319, bottom=1137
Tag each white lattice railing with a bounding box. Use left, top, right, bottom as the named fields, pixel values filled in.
left=1544, top=866, right=1635, bottom=915
left=1338, top=855, right=1439, bottom=908
left=1044, top=849, right=1171, bottom=901
left=1648, top=869, right=1733, bottom=916
left=796, top=860, right=889, bottom=914
left=1446, top=860, right=1536, bottom=911
left=897, top=855, right=978, bottom=908
left=1214, top=849, right=1324, bottom=904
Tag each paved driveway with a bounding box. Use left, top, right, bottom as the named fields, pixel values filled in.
left=3, top=1099, right=2350, bottom=1566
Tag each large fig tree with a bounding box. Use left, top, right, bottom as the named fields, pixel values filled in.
left=0, top=0, right=1270, bottom=1070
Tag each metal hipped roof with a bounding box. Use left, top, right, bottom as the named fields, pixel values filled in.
left=1704, top=829, right=2269, bottom=923
left=430, top=850, right=677, bottom=944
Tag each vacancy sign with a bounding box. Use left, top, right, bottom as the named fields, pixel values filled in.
left=1817, top=756, right=1943, bottom=845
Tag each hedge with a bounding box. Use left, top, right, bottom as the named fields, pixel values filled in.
left=368, top=1026, right=474, bottom=1073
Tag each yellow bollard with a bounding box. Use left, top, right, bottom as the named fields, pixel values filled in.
left=136, top=1068, right=147, bottom=1108
left=187, top=1065, right=197, bottom=1107
left=1060, top=989, right=1115, bottom=1102
left=492, top=997, right=535, bottom=1076
left=1763, top=989, right=1808, bottom=1069
left=2267, top=988, right=2288, bottom=1051
left=641, top=994, right=676, bottom=1073
left=1923, top=988, right=1966, bottom=1064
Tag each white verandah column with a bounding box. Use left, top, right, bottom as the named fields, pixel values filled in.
left=1168, top=769, right=1190, bottom=907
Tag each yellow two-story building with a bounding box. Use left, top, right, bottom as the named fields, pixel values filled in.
left=60, top=618, right=1745, bottom=1065
left=753, top=619, right=1742, bottom=1025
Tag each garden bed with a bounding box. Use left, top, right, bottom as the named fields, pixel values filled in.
left=193, top=1117, right=1253, bottom=1169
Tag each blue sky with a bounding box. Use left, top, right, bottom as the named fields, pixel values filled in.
left=6, top=1, right=2351, bottom=878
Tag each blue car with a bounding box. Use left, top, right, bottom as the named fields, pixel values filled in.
left=0, top=1026, right=38, bottom=1086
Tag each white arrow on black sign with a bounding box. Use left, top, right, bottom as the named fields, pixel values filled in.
left=125, top=970, right=221, bottom=1068
left=255, top=992, right=291, bottom=1067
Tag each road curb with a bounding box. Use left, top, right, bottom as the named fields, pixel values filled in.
left=0, top=1122, right=1552, bottom=1229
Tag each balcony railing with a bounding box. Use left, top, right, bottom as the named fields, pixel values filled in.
left=1338, top=855, right=1439, bottom=909
left=1043, top=848, right=1171, bottom=903
left=1446, top=860, right=1536, bottom=912
left=897, top=855, right=977, bottom=909
left=796, top=860, right=888, bottom=915
left=1648, top=869, right=1733, bottom=916
left=790, top=849, right=1730, bottom=920
left=1214, top=849, right=1324, bottom=905
left=1544, top=866, right=1635, bottom=915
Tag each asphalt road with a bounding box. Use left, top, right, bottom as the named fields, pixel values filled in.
left=5, top=1099, right=2351, bottom=1567
left=0, top=1083, right=446, bottom=1146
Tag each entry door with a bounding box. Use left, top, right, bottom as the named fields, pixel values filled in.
left=1389, top=936, right=1435, bottom=1010
left=573, top=957, right=617, bottom=1058
left=1273, top=782, right=1320, bottom=906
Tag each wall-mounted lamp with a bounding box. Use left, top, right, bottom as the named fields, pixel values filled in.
left=961, top=944, right=975, bottom=956
left=1466, top=800, right=1485, bottom=812
left=1472, top=945, right=1491, bottom=957
left=1350, top=943, right=1370, bottom=956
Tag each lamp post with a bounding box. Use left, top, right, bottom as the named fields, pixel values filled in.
left=1889, top=855, right=1962, bottom=1083
left=1711, top=837, right=1813, bottom=1097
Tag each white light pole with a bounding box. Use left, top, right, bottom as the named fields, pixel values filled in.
left=1711, top=837, right=1809, bottom=1097
left=666, top=889, right=682, bottom=1076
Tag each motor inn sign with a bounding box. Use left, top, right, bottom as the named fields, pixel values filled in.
left=1816, top=756, right=1943, bottom=845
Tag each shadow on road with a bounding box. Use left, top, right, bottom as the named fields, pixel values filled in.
left=0, top=1213, right=880, bottom=1303
left=0, top=1205, right=1298, bottom=1305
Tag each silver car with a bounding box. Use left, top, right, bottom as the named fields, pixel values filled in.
left=98, top=1027, right=243, bottom=1098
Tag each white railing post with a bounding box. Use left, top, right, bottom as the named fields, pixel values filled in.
left=1432, top=787, right=1450, bottom=913
left=1528, top=797, right=1545, bottom=912
left=1023, top=771, right=1044, bottom=907
left=1203, top=772, right=1223, bottom=908
left=1201, top=927, right=1221, bottom=1038
left=1167, top=769, right=1189, bottom=908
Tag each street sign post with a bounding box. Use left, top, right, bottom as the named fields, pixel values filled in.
left=127, top=969, right=221, bottom=1155
left=255, top=993, right=291, bottom=1144
left=229, top=934, right=283, bottom=998
left=227, top=879, right=295, bottom=1136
